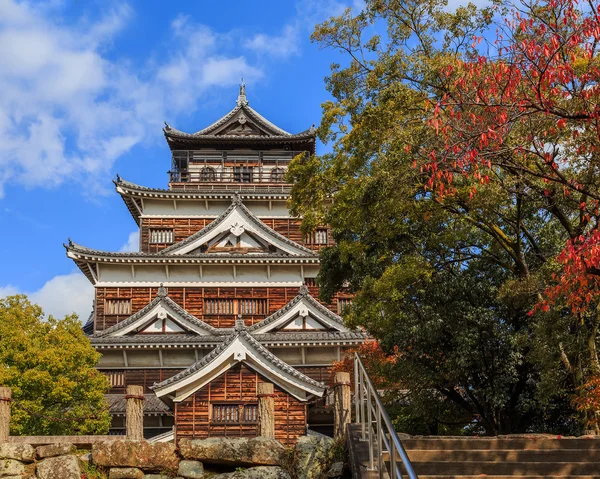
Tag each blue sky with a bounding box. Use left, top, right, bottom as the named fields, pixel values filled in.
left=0, top=0, right=368, bottom=320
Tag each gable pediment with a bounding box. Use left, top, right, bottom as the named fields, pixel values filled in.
left=152, top=322, right=325, bottom=402
left=248, top=286, right=350, bottom=334
left=215, top=111, right=268, bottom=137
left=95, top=291, right=218, bottom=338
left=159, top=197, right=315, bottom=257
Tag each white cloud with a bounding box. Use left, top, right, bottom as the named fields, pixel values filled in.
left=244, top=24, right=301, bottom=59
left=119, top=231, right=140, bottom=252
left=0, top=2, right=263, bottom=197
left=0, top=272, right=94, bottom=322
left=243, top=0, right=360, bottom=60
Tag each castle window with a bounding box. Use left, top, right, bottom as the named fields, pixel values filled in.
left=204, top=299, right=268, bottom=316
left=200, top=166, right=217, bottom=182
left=150, top=229, right=174, bottom=244
left=312, top=229, right=328, bottom=245
left=238, top=299, right=268, bottom=315
left=234, top=166, right=253, bottom=183
left=270, top=167, right=285, bottom=183
left=105, top=299, right=131, bottom=316
left=204, top=299, right=236, bottom=315
left=212, top=403, right=258, bottom=424
left=107, top=371, right=125, bottom=388
left=337, top=298, right=353, bottom=314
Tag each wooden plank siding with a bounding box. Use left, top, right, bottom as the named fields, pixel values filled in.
left=103, top=368, right=184, bottom=394
left=175, top=363, right=307, bottom=446
left=140, top=217, right=332, bottom=253
left=94, top=286, right=342, bottom=331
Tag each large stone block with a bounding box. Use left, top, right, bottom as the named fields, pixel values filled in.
left=109, top=467, right=145, bottom=479
left=294, top=435, right=334, bottom=479
left=179, top=437, right=286, bottom=466
left=177, top=460, right=204, bottom=479
left=36, top=454, right=81, bottom=479
left=0, top=459, right=25, bottom=477
left=36, top=442, right=76, bottom=459
left=92, top=440, right=178, bottom=471
left=212, top=466, right=291, bottom=479
left=0, top=443, right=35, bottom=462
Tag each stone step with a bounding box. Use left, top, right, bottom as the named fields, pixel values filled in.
left=409, top=461, right=600, bottom=476
left=417, top=476, right=600, bottom=479
left=405, top=449, right=600, bottom=463
left=401, top=438, right=600, bottom=451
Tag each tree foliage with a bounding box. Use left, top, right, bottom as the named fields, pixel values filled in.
left=289, top=0, right=600, bottom=433
left=0, top=295, right=110, bottom=435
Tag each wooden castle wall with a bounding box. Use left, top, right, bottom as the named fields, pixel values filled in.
left=140, top=217, right=331, bottom=254
left=175, top=363, right=307, bottom=446
left=94, top=285, right=349, bottom=331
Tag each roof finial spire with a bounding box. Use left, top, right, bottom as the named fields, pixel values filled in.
left=157, top=283, right=167, bottom=298
left=237, top=79, right=248, bottom=106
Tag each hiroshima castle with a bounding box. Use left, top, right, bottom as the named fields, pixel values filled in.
left=65, top=85, right=366, bottom=444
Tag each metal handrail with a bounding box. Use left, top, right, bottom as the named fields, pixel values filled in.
left=354, top=353, right=418, bottom=479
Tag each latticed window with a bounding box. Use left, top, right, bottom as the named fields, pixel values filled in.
left=313, top=229, right=328, bottom=245
left=107, top=371, right=124, bottom=388
left=234, top=166, right=253, bottom=183
left=270, top=167, right=285, bottom=183
left=204, top=299, right=267, bottom=315
left=337, top=298, right=353, bottom=314
left=200, top=166, right=217, bottom=182
left=212, top=404, right=258, bottom=423
left=238, top=299, right=268, bottom=315
left=105, top=299, right=131, bottom=315
left=204, top=299, right=236, bottom=315
left=149, top=229, right=174, bottom=244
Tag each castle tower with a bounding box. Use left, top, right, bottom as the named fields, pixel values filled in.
left=66, top=86, right=364, bottom=443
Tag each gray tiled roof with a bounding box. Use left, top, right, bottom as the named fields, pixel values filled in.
left=106, top=394, right=171, bottom=415
left=157, top=195, right=316, bottom=256
left=66, top=239, right=315, bottom=260
left=151, top=328, right=325, bottom=391
left=90, top=330, right=365, bottom=346
left=163, top=101, right=315, bottom=140
left=115, top=177, right=291, bottom=198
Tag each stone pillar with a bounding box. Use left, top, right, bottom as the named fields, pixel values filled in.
left=257, top=382, right=275, bottom=438
left=0, top=387, right=10, bottom=442
left=334, top=372, right=351, bottom=440
left=125, top=385, right=144, bottom=440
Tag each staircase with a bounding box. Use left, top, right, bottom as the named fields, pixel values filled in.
left=350, top=353, right=600, bottom=478
left=396, top=436, right=600, bottom=479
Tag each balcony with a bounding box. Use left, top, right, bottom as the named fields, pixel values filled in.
left=168, top=150, right=299, bottom=193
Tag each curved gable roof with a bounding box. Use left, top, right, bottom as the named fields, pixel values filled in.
left=94, top=286, right=221, bottom=338
left=152, top=320, right=325, bottom=401
left=248, top=285, right=350, bottom=334
left=158, top=194, right=316, bottom=256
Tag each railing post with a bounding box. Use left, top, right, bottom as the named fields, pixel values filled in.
left=354, top=356, right=360, bottom=424
left=126, top=385, right=144, bottom=440
left=360, top=369, right=366, bottom=441
left=334, top=372, right=351, bottom=440
left=377, top=407, right=384, bottom=478
left=0, top=387, right=11, bottom=442
left=367, top=388, right=374, bottom=470
left=257, top=382, right=275, bottom=438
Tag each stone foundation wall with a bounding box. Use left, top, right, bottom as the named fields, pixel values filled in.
left=0, top=434, right=341, bottom=479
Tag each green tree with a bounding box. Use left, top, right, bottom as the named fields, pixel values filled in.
left=289, top=0, right=587, bottom=434
left=0, top=295, right=110, bottom=435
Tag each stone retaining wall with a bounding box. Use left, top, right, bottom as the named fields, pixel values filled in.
left=0, top=435, right=343, bottom=479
